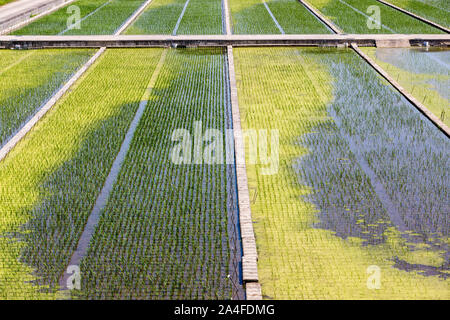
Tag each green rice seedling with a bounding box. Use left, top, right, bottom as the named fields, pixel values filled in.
left=77, top=48, right=243, bottom=300
left=124, top=0, right=187, bottom=34
left=234, top=47, right=449, bottom=299
left=386, top=0, right=449, bottom=28
left=0, top=48, right=163, bottom=299
left=307, top=0, right=443, bottom=33
left=12, top=0, right=147, bottom=35
left=230, top=0, right=281, bottom=34
left=361, top=47, right=450, bottom=127
left=0, top=49, right=95, bottom=147
left=176, top=0, right=223, bottom=35
left=265, top=0, right=331, bottom=33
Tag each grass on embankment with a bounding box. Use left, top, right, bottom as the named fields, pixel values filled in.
left=0, top=0, right=16, bottom=6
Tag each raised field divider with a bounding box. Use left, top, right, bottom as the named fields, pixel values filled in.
left=297, top=0, right=342, bottom=34
left=351, top=43, right=450, bottom=138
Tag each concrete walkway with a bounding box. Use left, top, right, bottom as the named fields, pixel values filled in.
left=1, top=34, right=449, bottom=48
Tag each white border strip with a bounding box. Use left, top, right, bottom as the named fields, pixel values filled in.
left=223, top=0, right=231, bottom=35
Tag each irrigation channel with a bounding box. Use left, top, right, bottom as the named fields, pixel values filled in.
left=0, top=0, right=449, bottom=300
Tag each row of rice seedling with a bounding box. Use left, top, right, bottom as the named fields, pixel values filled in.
left=385, top=0, right=449, bottom=27
left=263, top=0, right=331, bottom=33
left=233, top=46, right=449, bottom=299
left=124, top=0, right=187, bottom=34
left=361, top=47, right=450, bottom=127
left=76, top=48, right=243, bottom=300
left=0, top=49, right=95, bottom=147
left=12, top=0, right=147, bottom=35
left=0, top=49, right=163, bottom=299
left=176, top=0, right=223, bottom=35
left=230, top=0, right=281, bottom=34
left=125, top=0, right=223, bottom=34
left=0, top=0, right=15, bottom=6
left=231, top=0, right=330, bottom=34
left=307, top=0, right=443, bottom=33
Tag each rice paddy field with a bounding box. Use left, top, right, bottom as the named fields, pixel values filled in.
left=0, top=49, right=95, bottom=146
left=125, top=0, right=224, bottom=35
left=0, top=0, right=16, bottom=6
left=0, top=0, right=449, bottom=302
left=11, top=0, right=148, bottom=35
left=386, top=0, right=449, bottom=28
left=307, top=0, right=444, bottom=33
left=233, top=47, right=449, bottom=299
left=361, top=47, right=450, bottom=127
